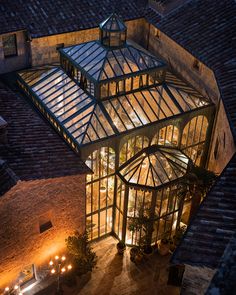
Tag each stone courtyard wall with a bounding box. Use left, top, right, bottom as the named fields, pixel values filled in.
left=0, top=174, right=85, bottom=290
left=146, top=23, right=236, bottom=174
left=31, top=18, right=146, bottom=66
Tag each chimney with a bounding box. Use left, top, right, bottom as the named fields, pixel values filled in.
left=0, top=116, right=8, bottom=144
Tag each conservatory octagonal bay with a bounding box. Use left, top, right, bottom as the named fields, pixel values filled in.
left=17, top=13, right=215, bottom=245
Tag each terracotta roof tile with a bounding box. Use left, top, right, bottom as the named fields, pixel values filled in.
left=0, top=82, right=89, bottom=181
left=172, top=154, right=236, bottom=268
left=0, top=0, right=147, bottom=37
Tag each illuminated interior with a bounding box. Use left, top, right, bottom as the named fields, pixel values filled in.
left=17, top=13, right=215, bottom=245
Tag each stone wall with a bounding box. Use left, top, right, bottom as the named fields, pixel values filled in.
left=207, top=100, right=236, bottom=174
left=0, top=30, right=30, bottom=74
left=0, top=174, right=86, bottom=290
left=31, top=18, right=146, bottom=66
left=146, top=23, right=236, bottom=174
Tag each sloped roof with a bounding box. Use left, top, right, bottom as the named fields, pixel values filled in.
left=60, top=40, right=165, bottom=82
left=172, top=154, right=236, bottom=268
left=0, top=81, right=89, bottom=181
left=100, top=13, right=127, bottom=32
left=206, top=233, right=236, bottom=294
left=146, top=0, right=236, bottom=138
left=0, top=0, right=147, bottom=37
left=145, top=0, right=236, bottom=269
left=118, top=145, right=190, bottom=189
left=18, top=66, right=211, bottom=148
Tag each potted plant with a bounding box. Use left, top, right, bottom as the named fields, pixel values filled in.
left=159, top=237, right=170, bottom=256
left=116, top=240, right=126, bottom=255
left=66, top=231, right=97, bottom=276
left=130, top=246, right=143, bottom=263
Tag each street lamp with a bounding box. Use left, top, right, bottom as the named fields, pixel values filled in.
left=49, top=255, right=72, bottom=295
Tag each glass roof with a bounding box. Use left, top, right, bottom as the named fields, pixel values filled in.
left=17, top=66, right=211, bottom=148
left=118, top=146, right=190, bottom=189
left=99, top=13, right=127, bottom=32
left=60, top=41, right=165, bottom=81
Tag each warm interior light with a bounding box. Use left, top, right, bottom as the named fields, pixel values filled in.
left=49, top=260, right=53, bottom=266
left=141, top=161, right=147, bottom=167
left=19, top=292, right=23, bottom=295
left=61, top=267, right=66, bottom=273
left=5, top=287, right=9, bottom=291
left=14, top=285, right=19, bottom=290
left=55, top=255, right=59, bottom=260
left=68, top=264, right=72, bottom=270
left=61, top=255, right=66, bottom=261
left=51, top=269, right=56, bottom=274
left=100, top=186, right=106, bottom=193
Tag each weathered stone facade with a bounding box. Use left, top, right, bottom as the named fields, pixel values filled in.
left=30, top=18, right=146, bottom=66
left=0, top=174, right=85, bottom=290
left=146, top=23, right=236, bottom=174
left=0, top=30, right=30, bottom=74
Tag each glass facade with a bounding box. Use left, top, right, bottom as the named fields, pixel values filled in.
left=17, top=13, right=215, bottom=245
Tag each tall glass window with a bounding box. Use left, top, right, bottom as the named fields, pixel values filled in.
left=86, top=147, right=115, bottom=240
left=181, top=115, right=208, bottom=165
left=152, top=125, right=179, bottom=146
left=119, top=135, right=149, bottom=165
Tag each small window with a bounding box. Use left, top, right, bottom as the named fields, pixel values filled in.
left=214, top=138, right=219, bottom=160
left=193, top=59, right=201, bottom=72
left=39, top=220, right=53, bottom=233
left=56, top=43, right=64, bottom=50
left=2, top=34, right=17, bottom=57
left=223, top=132, right=226, bottom=149
left=154, top=28, right=161, bottom=39
left=39, top=211, right=53, bottom=233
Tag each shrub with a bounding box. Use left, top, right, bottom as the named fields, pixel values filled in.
left=66, top=231, right=97, bottom=275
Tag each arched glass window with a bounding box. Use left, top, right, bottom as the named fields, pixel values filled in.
left=152, top=125, right=179, bottom=146
left=119, top=135, right=149, bottom=166
left=181, top=115, right=208, bottom=165
left=86, top=147, right=115, bottom=240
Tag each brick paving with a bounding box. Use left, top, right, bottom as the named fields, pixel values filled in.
left=77, top=236, right=179, bottom=295
left=32, top=236, right=179, bottom=295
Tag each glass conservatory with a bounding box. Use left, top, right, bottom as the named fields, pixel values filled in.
left=17, top=13, right=215, bottom=245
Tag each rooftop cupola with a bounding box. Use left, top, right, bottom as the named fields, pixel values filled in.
left=99, top=13, right=127, bottom=48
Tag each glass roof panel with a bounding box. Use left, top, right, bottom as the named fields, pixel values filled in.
left=100, top=13, right=127, bottom=32
left=118, top=146, right=190, bottom=189
left=165, top=71, right=210, bottom=108
left=60, top=41, right=164, bottom=82
left=18, top=65, right=211, bottom=149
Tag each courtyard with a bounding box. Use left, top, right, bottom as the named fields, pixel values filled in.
left=31, top=236, right=179, bottom=295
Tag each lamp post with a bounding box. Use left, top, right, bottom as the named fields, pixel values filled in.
left=49, top=255, right=72, bottom=295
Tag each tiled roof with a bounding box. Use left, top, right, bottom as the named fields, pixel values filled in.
left=0, top=0, right=147, bottom=37
left=146, top=0, right=236, bottom=138
left=206, top=233, right=236, bottom=294
left=146, top=0, right=236, bottom=269
left=0, top=81, right=89, bottom=181
left=0, top=160, right=18, bottom=197
left=172, top=154, right=236, bottom=268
